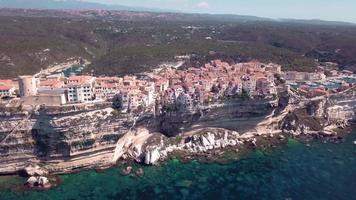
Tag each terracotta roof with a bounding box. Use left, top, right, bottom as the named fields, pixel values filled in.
left=0, top=85, right=12, bottom=90
left=67, top=76, right=94, bottom=85
left=40, top=79, right=64, bottom=88
left=96, top=82, right=116, bottom=89
left=0, top=80, right=13, bottom=85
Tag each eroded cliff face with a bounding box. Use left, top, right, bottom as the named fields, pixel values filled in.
left=158, top=99, right=278, bottom=136
left=0, top=98, right=279, bottom=174
left=134, top=90, right=356, bottom=166
left=0, top=105, right=132, bottom=174
left=0, top=89, right=355, bottom=175
left=281, top=91, right=356, bottom=136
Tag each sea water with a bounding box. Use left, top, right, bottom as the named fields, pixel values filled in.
left=1, top=131, right=355, bottom=200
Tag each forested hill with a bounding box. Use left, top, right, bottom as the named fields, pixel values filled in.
left=0, top=9, right=356, bottom=78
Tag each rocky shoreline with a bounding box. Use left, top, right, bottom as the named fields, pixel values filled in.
left=8, top=124, right=354, bottom=191
left=93, top=123, right=355, bottom=180
left=3, top=125, right=356, bottom=191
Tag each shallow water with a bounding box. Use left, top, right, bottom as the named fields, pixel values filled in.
left=1, top=131, right=356, bottom=200
left=62, top=64, right=85, bottom=77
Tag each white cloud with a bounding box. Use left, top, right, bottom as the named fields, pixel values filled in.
left=196, top=1, right=210, bottom=9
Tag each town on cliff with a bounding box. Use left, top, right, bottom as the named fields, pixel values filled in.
left=0, top=59, right=355, bottom=189
left=0, top=59, right=354, bottom=113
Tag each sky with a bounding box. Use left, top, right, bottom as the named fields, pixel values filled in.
left=84, top=0, right=356, bottom=23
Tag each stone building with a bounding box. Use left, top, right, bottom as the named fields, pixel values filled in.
left=18, top=76, right=37, bottom=97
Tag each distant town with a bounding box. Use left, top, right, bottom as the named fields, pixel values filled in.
left=0, top=60, right=355, bottom=114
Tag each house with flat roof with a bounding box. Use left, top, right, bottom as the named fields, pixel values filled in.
left=65, top=76, right=95, bottom=103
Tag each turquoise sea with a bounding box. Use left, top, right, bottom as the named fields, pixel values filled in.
left=62, top=64, right=86, bottom=77
left=1, top=131, right=355, bottom=200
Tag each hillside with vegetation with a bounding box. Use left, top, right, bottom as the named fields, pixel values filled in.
left=0, top=9, right=356, bottom=78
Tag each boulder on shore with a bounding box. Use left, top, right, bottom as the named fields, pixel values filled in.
left=22, top=165, right=49, bottom=177
left=38, top=176, right=50, bottom=187
left=26, top=176, right=51, bottom=188
left=121, top=166, right=133, bottom=176
left=135, top=168, right=144, bottom=177
left=144, top=148, right=161, bottom=165
left=26, top=176, right=38, bottom=187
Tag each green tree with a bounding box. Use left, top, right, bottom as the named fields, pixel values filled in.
left=112, top=94, right=123, bottom=110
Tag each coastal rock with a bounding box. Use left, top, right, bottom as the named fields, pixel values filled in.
left=38, top=176, right=51, bottom=188
left=248, top=138, right=257, bottom=147
left=23, top=165, right=49, bottom=177
left=200, top=135, right=211, bottom=147
left=135, top=168, right=144, bottom=177
left=26, top=176, right=51, bottom=188
left=320, top=130, right=335, bottom=136
left=144, top=148, right=161, bottom=165
left=121, top=166, right=133, bottom=176
left=26, top=176, right=38, bottom=187
left=279, top=135, right=285, bottom=140
left=231, top=131, right=240, bottom=136
left=206, top=133, right=216, bottom=146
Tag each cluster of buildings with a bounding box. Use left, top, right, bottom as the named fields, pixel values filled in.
left=0, top=60, right=284, bottom=112
left=295, top=80, right=354, bottom=98
left=3, top=59, right=355, bottom=112
left=282, top=69, right=356, bottom=98
left=149, top=60, right=281, bottom=110
left=7, top=75, right=153, bottom=111
left=2, top=59, right=354, bottom=113
left=0, top=60, right=283, bottom=112
left=282, top=71, right=326, bottom=81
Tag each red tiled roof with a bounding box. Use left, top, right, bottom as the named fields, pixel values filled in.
left=67, top=76, right=94, bottom=85
left=40, top=79, right=64, bottom=88
left=0, top=85, right=12, bottom=90
left=0, top=80, right=13, bottom=84
left=0, top=79, right=16, bottom=91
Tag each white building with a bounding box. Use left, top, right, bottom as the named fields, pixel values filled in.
left=119, top=89, right=141, bottom=112
left=144, top=83, right=156, bottom=106
left=0, top=85, right=15, bottom=97
left=94, top=77, right=122, bottom=100
left=65, top=76, right=95, bottom=103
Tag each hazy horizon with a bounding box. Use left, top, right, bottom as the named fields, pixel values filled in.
left=83, top=0, right=356, bottom=23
